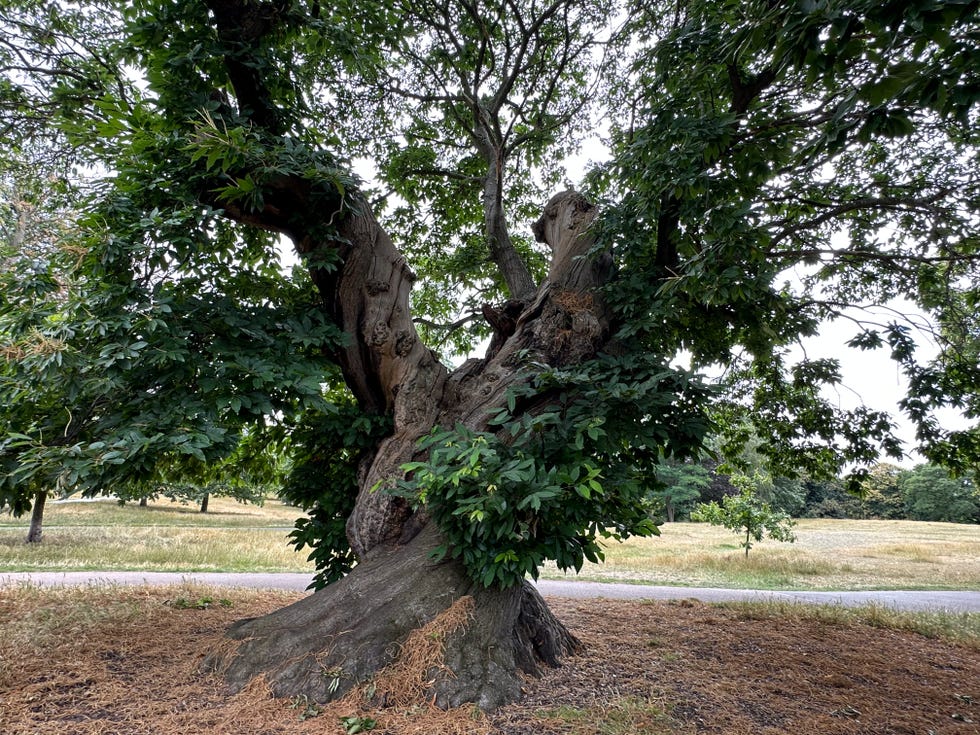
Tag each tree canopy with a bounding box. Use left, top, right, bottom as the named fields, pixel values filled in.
left=596, top=0, right=980, bottom=480
left=1, top=0, right=977, bottom=576
left=1, top=1, right=341, bottom=519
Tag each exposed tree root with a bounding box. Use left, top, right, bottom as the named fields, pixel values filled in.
left=206, top=525, right=579, bottom=710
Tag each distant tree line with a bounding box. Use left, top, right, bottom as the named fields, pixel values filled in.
left=650, top=460, right=980, bottom=525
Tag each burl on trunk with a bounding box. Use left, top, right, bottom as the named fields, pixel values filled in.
left=209, top=190, right=611, bottom=710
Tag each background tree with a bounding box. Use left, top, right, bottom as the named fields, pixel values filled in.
left=691, top=473, right=797, bottom=557
left=0, top=149, right=82, bottom=542
left=900, top=464, right=980, bottom=523
left=0, top=174, right=338, bottom=537
left=703, top=433, right=808, bottom=516
left=799, top=476, right=863, bottom=519
left=859, top=462, right=905, bottom=519
left=113, top=433, right=283, bottom=513
left=649, top=461, right=710, bottom=522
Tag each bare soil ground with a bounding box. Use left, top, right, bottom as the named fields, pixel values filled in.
left=1, top=586, right=977, bottom=735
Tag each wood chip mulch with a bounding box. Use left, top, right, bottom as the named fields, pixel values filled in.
left=1, top=587, right=977, bottom=734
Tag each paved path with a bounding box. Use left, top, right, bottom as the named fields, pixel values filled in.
left=2, top=571, right=979, bottom=612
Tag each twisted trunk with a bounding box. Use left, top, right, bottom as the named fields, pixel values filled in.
left=215, top=525, right=577, bottom=710
left=197, top=3, right=612, bottom=709
left=209, top=190, right=612, bottom=708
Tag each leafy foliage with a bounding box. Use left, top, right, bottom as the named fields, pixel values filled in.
left=858, top=463, right=906, bottom=519
left=648, top=462, right=710, bottom=523
left=339, top=715, right=377, bottom=734
left=799, top=476, right=863, bottom=519
left=113, top=447, right=277, bottom=511
left=0, top=192, right=340, bottom=509
left=391, top=354, right=713, bottom=587
left=0, top=1, right=352, bottom=523
left=899, top=464, right=980, bottom=523
left=691, top=473, right=797, bottom=557
left=592, top=0, right=980, bottom=480
left=279, top=396, right=392, bottom=589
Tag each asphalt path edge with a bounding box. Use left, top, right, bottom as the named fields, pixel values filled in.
left=1, top=571, right=978, bottom=612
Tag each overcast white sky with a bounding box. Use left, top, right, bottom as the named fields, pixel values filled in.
left=792, top=308, right=968, bottom=467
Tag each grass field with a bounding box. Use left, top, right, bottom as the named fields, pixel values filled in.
left=2, top=497, right=979, bottom=590
left=0, top=495, right=303, bottom=527
left=0, top=496, right=316, bottom=574
left=3, top=499, right=978, bottom=735
left=539, top=518, right=980, bottom=590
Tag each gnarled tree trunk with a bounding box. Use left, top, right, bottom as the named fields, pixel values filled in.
left=195, top=1, right=614, bottom=710
left=208, top=190, right=612, bottom=708
left=216, top=525, right=577, bottom=709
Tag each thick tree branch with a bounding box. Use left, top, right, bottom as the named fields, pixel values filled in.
left=413, top=310, right=483, bottom=333
left=203, top=0, right=289, bottom=133
left=727, top=63, right=777, bottom=115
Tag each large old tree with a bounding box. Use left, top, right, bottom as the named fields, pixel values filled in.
left=2, top=0, right=980, bottom=710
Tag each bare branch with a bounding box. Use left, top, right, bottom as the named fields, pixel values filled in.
left=413, top=310, right=482, bottom=333
left=770, top=191, right=953, bottom=249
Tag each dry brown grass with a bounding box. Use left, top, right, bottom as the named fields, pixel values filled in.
left=542, top=519, right=980, bottom=591
left=0, top=496, right=315, bottom=574
left=0, top=584, right=493, bottom=735
left=494, top=598, right=980, bottom=735
left=371, top=595, right=476, bottom=707
left=0, top=585, right=289, bottom=731
left=2, top=584, right=978, bottom=734
left=326, top=595, right=495, bottom=735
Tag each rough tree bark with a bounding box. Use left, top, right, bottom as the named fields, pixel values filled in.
left=207, top=190, right=612, bottom=709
